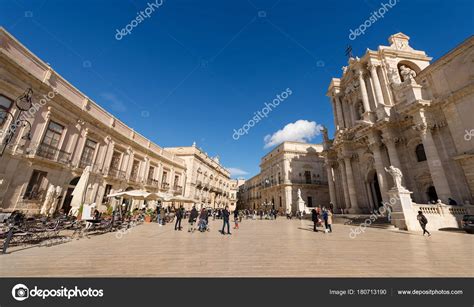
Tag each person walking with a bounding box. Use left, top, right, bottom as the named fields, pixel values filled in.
left=322, top=209, right=333, bottom=233
left=221, top=205, right=231, bottom=235
left=417, top=211, right=431, bottom=236
left=311, top=208, right=319, bottom=232
left=188, top=205, right=198, bottom=233
left=233, top=209, right=239, bottom=230
left=175, top=206, right=183, bottom=231
left=326, top=209, right=333, bottom=233
left=159, top=206, right=166, bottom=226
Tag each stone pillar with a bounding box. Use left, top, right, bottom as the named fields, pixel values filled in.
left=365, top=182, right=375, bottom=210
left=72, top=128, right=89, bottom=167
left=368, top=63, right=385, bottom=106
left=330, top=99, right=339, bottom=130
left=102, top=138, right=115, bottom=171
left=283, top=158, right=291, bottom=184
left=284, top=186, right=292, bottom=213
left=357, top=69, right=371, bottom=113
left=338, top=159, right=351, bottom=210
left=416, top=123, right=452, bottom=202
left=326, top=162, right=337, bottom=206
left=335, top=96, right=345, bottom=129
left=382, top=129, right=402, bottom=171
left=343, top=156, right=359, bottom=212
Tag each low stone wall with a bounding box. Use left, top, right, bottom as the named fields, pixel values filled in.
left=406, top=203, right=474, bottom=231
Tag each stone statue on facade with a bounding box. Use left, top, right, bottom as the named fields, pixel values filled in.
left=49, top=185, right=63, bottom=216
left=40, top=185, right=56, bottom=215
left=399, top=65, right=417, bottom=83
left=384, top=165, right=404, bottom=190
left=321, top=126, right=329, bottom=143
left=357, top=102, right=365, bottom=119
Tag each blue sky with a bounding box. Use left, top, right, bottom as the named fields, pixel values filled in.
left=1, top=0, right=473, bottom=178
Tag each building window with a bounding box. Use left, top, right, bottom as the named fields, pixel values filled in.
left=162, top=171, right=168, bottom=183
left=173, top=175, right=179, bottom=188
left=148, top=166, right=155, bottom=180
left=307, top=196, right=313, bottom=207
left=415, top=144, right=427, bottom=162
left=110, top=151, right=121, bottom=170
left=304, top=171, right=312, bottom=184
left=130, top=160, right=140, bottom=181
left=79, top=139, right=97, bottom=168
left=103, top=184, right=113, bottom=204
left=42, top=121, right=64, bottom=148
left=0, top=94, right=13, bottom=126
left=23, top=170, right=48, bottom=200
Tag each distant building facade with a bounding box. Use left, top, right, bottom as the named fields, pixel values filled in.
left=240, top=142, right=330, bottom=213
left=165, top=145, right=232, bottom=210
left=0, top=28, right=204, bottom=214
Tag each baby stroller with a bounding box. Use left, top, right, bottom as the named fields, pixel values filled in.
left=198, top=218, right=210, bottom=232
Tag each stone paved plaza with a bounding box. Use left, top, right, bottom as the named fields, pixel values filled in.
left=0, top=219, right=472, bottom=277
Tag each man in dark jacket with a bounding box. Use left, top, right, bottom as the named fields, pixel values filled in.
left=311, top=209, right=319, bottom=232
left=417, top=211, right=431, bottom=236
left=188, top=205, right=198, bottom=233
left=175, top=206, right=183, bottom=231
left=221, top=205, right=231, bottom=235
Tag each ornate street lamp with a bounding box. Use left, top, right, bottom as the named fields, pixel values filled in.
left=0, top=88, right=33, bottom=156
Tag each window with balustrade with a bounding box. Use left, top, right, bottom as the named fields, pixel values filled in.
left=79, top=139, right=97, bottom=168
left=39, top=121, right=64, bottom=160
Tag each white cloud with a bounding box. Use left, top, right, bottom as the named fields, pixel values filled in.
left=227, top=167, right=249, bottom=177
left=264, top=120, right=323, bottom=148
left=100, top=92, right=127, bottom=112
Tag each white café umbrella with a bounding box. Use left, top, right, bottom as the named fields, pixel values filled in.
left=163, top=194, right=195, bottom=203
left=69, top=166, right=91, bottom=216
left=107, top=189, right=166, bottom=200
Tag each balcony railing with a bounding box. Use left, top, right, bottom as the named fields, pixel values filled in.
left=146, top=178, right=159, bottom=186
left=79, top=158, right=94, bottom=169
left=173, top=185, right=183, bottom=194
left=27, top=142, right=71, bottom=165
left=292, top=179, right=325, bottom=185
left=129, top=172, right=142, bottom=183
left=105, top=166, right=126, bottom=179
left=161, top=182, right=170, bottom=190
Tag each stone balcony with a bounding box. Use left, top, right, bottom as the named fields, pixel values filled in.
left=25, top=142, right=72, bottom=166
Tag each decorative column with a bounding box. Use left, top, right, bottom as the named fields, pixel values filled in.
left=335, top=95, right=345, bottom=129
left=284, top=186, right=292, bottom=213
left=414, top=120, right=452, bottom=202
left=382, top=129, right=402, bottom=171
left=102, top=137, right=115, bottom=172
left=343, top=155, right=359, bottom=212
left=338, top=159, right=351, bottom=210
left=356, top=69, right=371, bottom=114
left=330, top=98, right=339, bottom=131
left=368, top=63, right=385, bottom=106
left=326, top=161, right=337, bottom=206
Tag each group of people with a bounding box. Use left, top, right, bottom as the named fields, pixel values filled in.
left=169, top=205, right=238, bottom=235
left=311, top=207, right=333, bottom=233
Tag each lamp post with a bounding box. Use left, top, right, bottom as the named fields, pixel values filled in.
left=0, top=88, right=33, bottom=156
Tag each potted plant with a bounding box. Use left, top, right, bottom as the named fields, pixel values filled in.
left=144, top=208, right=154, bottom=223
